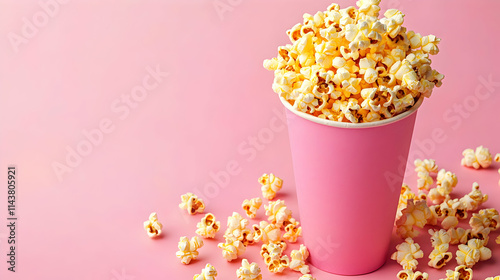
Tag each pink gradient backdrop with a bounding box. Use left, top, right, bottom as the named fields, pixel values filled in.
left=0, top=0, right=499, bottom=279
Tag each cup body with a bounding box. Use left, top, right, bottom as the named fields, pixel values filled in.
left=282, top=97, right=422, bottom=275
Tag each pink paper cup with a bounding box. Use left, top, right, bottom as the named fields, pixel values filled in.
left=281, top=96, right=424, bottom=275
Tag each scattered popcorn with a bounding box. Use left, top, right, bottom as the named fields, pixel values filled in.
left=218, top=236, right=246, bottom=262
left=262, top=248, right=289, bottom=273
left=224, top=212, right=252, bottom=244
left=196, top=213, right=221, bottom=239
left=143, top=212, right=162, bottom=238
left=459, top=182, right=488, bottom=211
left=236, top=259, right=262, bottom=280
left=461, top=146, right=493, bottom=169
left=289, top=244, right=310, bottom=274
left=469, top=208, right=500, bottom=232
left=298, top=274, right=316, bottom=280
left=396, top=199, right=432, bottom=238
left=447, top=227, right=472, bottom=245
left=194, top=263, right=217, bottom=280
left=283, top=218, right=302, bottom=243
left=428, top=169, right=457, bottom=204
left=264, top=1, right=444, bottom=123
left=440, top=265, right=473, bottom=280
left=456, top=238, right=492, bottom=268
left=391, top=237, right=424, bottom=271
left=176, top=236, right=204, bottom=264
left=397, top=269, right=429, bottom=280
left=397, top=184, right=416, bottom=219
left=265, top=199, right=292, bottom=227
left=415, top=159, right=438, bottom=190
left=179, top=193, right=205, bottom=215
left=428, top=243, right=452, bottom=269
left=253, top=221, right=282, bottom=244
left=429, top=229, right=451, bottom=247
left=259, top=173, right=283, bottom=200
left=242, top=198, right=263, bottom=219
left=485, top=277, right=500, bottom=280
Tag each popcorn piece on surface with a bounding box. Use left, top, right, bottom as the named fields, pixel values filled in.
left=440, top=265, right=473, bottom=280
left=253, top=221, right=282, bottom=244
left=176, top=236, right=204, bottom=264
left=196, top=213, right=221, bottom=239
left=429, top=229, right=451, bottom=247
left=179, top=193, right=205, bottom=215
left=391, top=237, right=424, bottom=271
left=447, top=227, right=472, bottom=245
left=242, top=198, right=263, bottom=219
left=397, top=184, right=416, bottom=219
left=224, top=212, right=250, bottom=240
left=236, top=259, right=262, bottom=280
left=415, top=159, right=438, bottom=173
left=261, top=241, right=289, bottom=273
left=459, top=182, right=488, bottom=211
left=396, top=199, right=432, bottom=238
left=265, top=199, right=292, bottom=227
left=428, top=243, right=452, bottom=269
left=218, top=236, right=246, bottom=262
left=193, top=263, right=217, bottom=280
left=259, top=173, right=283, bottom=200
left=289, top=244, right=310, bottom=274
left=263, top=253, right=289, bottom=273
left=428, top=169, right=458, bottom=204
left=144, top=212, right=163, bottom=237
left=456, top=238, right=492, bottom=268
left=495, top=153, right=500, bottom=162
left=469, top=208, right=500, bottom=232
left=397, top=269, right=429, bottom=280
left=461, top=146, right=493, bottom=169
left=283, top=218, right=302, bottom=243
left=298, top=274, right=316, bottom=280
left=485, top=277, right=500, bottom=280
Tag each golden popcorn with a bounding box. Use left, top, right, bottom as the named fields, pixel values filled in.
left=259, top=173, right=283, bottom=200
left=391, top=237, right=424, bottom=271
left=397, top=269, right=429, bottom=280
left=429, top=229, right=451, bottom=247
left=396, top=184, right=416, bottom=219
left=196, top=213, right=221, bottom=239
left=440, top=265, right=473, bottom=280
left=143, top=212, right=163, bottom=238
left=224, top=212, right=249, bottom=239
left=396, top=199, right=432, bottom=238
left=289, top=244, right=310, bottom=274
left=242, top=198, right=263, bottom=219
left=461, top=146, right=493, bottom=169
left=193, top=263, right=217, bottom=280
left=456, top=238, right=491, bottom=268
left=179, top=193, right=205, bottom=215
left=218, top=236, right=246, bottom=262
left=264, top=199, right=292, bottom=228
left=459, top=182, right=488, bottom=212
left=176, top=236, right=204, bottom=265
left=428, top=243, right=452, bottom=269
left=283, top=218, right=302, bottom=243
left=252, top=221, right=282, bottom=244
left=236, top=259, right=262, bottom=280
left=298, top=275, right=317, bottom=280
left=485, top=277, right=500, bottom=280
left=428, top=169, right=457, bottom=204
left=261, top=242, right=289, bottom=273
left=469, top=208, right=500, bottom=232
left=447, top=227, right=472, bottom=245
left=264, top=1, right=444, bottom=123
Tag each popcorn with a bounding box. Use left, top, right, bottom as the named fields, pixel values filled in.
left=447, top=227, right=472, bottom=245
left=236, top=259, right=262, bottom=280
left=298, top=274, right=316, bottom=280
left=283, top=218, right=302, bottom=243
left=194, top=263, right=217, bottom=280
left=261, top=241, right=290, bottom=273
left=264, top=199, right=292, bottom=227
left=469, top=208, right=499, bottom=232
left=143, top=212, right=163, bottom=237
left=396, top=199, right=432, bottom=238
left=497, top=235, right=500, bottom=244
left=289, top=244, right=310, bottom=274
left=440, top=265, right=473, bottom=280
left=459, top=182, right=488, bottom=211
left=253, top=221, right=282, bottom=244
left=485, top=277, right=500, bottom=280
left=495, top=153, right=500, bottom=162
left=224, top=212, right=254, bottom=246
left=429, top=229, right=451, bottom=247
left=218, top=236, right=246, bottom=262
left=264, top=1, right=444, bottom=123
left=397, top=184, right=416, bottom=219
left=196, top=213, right=221, bottom=239
left=241, top=197, right=262, bottom=219
left=259, top=173, right=283, bottom=200
left=428, top=243, right=452, bottom=269
left=428, top=169, right=457, bottom=204
left=461, top=146, right=493, bottom=169
left=391, top=237, right=424, bottom=271
left=179, top=193, right=205, bottom=215
left=414, top=159, right=438, bottom=190
left=456, top=238, right=492, bottom=268
left=176, top=236, right=204, bottom=264
left=397, top=269, right=429, bottom=280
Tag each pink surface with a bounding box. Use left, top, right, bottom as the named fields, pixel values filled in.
left=284, top=97, right=421, bottom=275
left=0, top=0, right=499, bottom=279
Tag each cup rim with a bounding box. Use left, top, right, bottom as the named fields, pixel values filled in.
left=279, top=95, right=424, bottom=129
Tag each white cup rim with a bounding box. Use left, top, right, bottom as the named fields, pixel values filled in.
left=279, top=95, right=424, bottom=129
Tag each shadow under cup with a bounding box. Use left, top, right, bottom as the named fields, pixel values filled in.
left=281, top=96, right=423, bottom=275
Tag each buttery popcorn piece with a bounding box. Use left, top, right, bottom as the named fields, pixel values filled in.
left=440, top=265, right=473, bottom=280
left=236, top=259, right=262, bottom=280
left=456, top=238, right=492, bottom=268
left=253, top=221, right=282, bottom=244
left=396, top=199, right=432, bottom=238
left=391, top=237, right=424, bottom=271
left=196, top=213, right=221, bottom=239
left=428, top=169, right=457, bottom=204
left=429, top=229, right=451, bottom=247
left=469, top=208, right=500, bottom=232
left=265, top=199, right=292, bottom=227
left=414, top=158, right=437, bottom=191
left=179, top=193, right=205, bottom=215
left=176, top=236, right=204, bottom=264
left=283, top=218, right=302, bottom=243
left=459, top=182, right=488, bottom=211
left=289, top=244, right=310, bottom=274
left=428, top=243, right=452, bottom=269
left=447, top=227, right=472, bottom=245
left=461, top=146, right=493, bottom=169
left=298, top=274, right=316, bottom=280
left=218, top=236, right=246, bottom=262
left=143, top=212, right=163, bottom=238
left=193, top=263, right=217, bottom=280
left=485, top=277, right=500, bottom=280
left=397, top=269, right=429, bottom=280
left=259, top=173, right=283, bottom=200
left=242, top=198, right=263, bottom=219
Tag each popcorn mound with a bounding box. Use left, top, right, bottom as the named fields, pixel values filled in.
left=263, top=0, right=444, bottom=123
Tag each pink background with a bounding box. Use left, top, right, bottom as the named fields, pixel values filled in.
left=1, top=0, right=500, bottom=279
